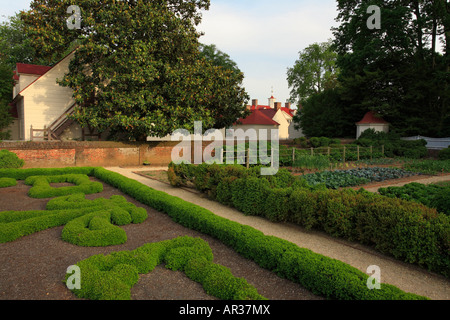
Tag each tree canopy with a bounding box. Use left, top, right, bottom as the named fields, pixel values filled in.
left=333, top=0, right=450, bottom=137
left=21, top=0, right=249, bottom=141
left=287, top=40, right=338, bottom=105
left=291, top=0, right=450, bottom=138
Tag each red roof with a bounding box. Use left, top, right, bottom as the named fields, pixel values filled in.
left=356, top=111, right=389, bottom=125
left=237, top=109, right=279, bottom=126
left=16, top=63, right=52, bottom=76
left=249, top=104, right=295, bottom=118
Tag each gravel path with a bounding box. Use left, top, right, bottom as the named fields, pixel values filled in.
left=357, top=174, right=450, bottom=193
left=106, top=166, right=450, bottom=300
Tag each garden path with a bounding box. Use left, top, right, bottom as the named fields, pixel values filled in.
left=357, top=174, right=450, bottom=193
left=105, top=166, right=450, bottom=300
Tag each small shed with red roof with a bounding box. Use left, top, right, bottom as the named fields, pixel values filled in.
left=356, top=111, right=390, bottom=138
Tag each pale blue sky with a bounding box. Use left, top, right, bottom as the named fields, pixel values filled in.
left=1, top=0, right=339, bottom=106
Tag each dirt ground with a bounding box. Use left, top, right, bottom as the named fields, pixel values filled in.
left=0, top=179, right=323, bottom=301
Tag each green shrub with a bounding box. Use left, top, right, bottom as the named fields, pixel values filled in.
left=438, top=147, right=450, bottom=160
left=309, top=137, right=321, bottom=148
left=67, top=236, right=266, bottom=300
left=0, top=193, right=148, bottom=246
left=0, top=177, right=16, bottom=188
left=356, top=129, right=428, bottom=159
left=0, top=150, right=24, bottom=169
left=431, top=190, right=450, bottom=216
left=1, top=166, right=430, bottom=299
left=25, top=174, right=103, bottom=198
left=230, top=177, right=270, bottom=217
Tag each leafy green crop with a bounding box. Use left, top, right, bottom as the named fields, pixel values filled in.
left=301, top=167, right=416, bottom=189
left=379, top=182, right=450, bottom=215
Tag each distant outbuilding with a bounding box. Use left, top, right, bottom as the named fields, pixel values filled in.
left=356, top=111, right=390, bottom=139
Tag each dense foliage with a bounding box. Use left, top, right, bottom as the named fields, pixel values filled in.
left=333, top=0, right=450, bottom=138
left=439, top=147, right=450, bottom=160
left=21, top=0, right=249, bottom=141
left=0, top=177, right=17, bottom=188
left=379, top=182, right=450, bottom=216
left=0, top=150, right=25, bottom=169
left=355, top=129, right=428, bottom=159
left=287, top=40, right=338, bottom=104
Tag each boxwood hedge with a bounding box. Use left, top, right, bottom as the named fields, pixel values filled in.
left=25, top=174, right=103, bottom=198
left=66, top=236, right=266, bottom=300
left=0, top=192, right=148, bottom=246
left=0, top=177, right=17, bottom=188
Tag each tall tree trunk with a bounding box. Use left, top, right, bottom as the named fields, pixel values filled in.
left=414, top=1, right=424, bottom=63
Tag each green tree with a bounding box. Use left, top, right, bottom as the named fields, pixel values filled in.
left=293, top=88, right=349, bottom=138
left=21, top=0, right=249, bottom=141
left=199, top=43, right=241, bottom=74
left=287, top=40, right=338, bottom=104
left=0, top=13, right=38, bottom=68
left=333, top=0, right=450, bottom=137
left=0, top=63, right=13, bottom=139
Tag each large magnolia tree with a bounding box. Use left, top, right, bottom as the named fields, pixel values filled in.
left=21, top=0, right=249, bottom=140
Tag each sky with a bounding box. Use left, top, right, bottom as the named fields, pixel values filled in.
left=0, top=0, right=340, bottom=108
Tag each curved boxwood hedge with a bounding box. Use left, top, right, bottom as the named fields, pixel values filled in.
left=25, top=174, right=103, bottom=198
left=66, top=236, right=266, bottom=300
left=0, top=177, right=17, bottom=188
left=0, top=193, right=148, bottom=246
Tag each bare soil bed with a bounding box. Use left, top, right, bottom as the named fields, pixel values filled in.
left=0, top=179, right=323, bottom=301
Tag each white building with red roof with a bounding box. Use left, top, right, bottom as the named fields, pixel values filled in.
left=7, top=50, right=83, bottom=141
left=232, top=95, right=304, bottom=140
left=356, top=111, right=390, bottom=139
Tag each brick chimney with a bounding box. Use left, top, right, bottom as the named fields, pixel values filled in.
left=274, top=102, right=282, bottom=110
left=252, top=99, right=258, bottom=107
left=285, top=102, right=291, bottom=109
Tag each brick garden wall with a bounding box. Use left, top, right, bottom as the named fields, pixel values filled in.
left=0, top=141, right=206, bottom=168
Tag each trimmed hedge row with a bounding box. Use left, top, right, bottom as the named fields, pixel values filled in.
left=66, top=236, right=266, bottom=300
left=0, top=167, right=96, bottom=180
left=168, top=163, right=450, bottom=278
left=25, top=174, right=104, bottom=198
left=0, top=193, right=148, bottom=246
left=91, top=167, right=428, bottom=300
